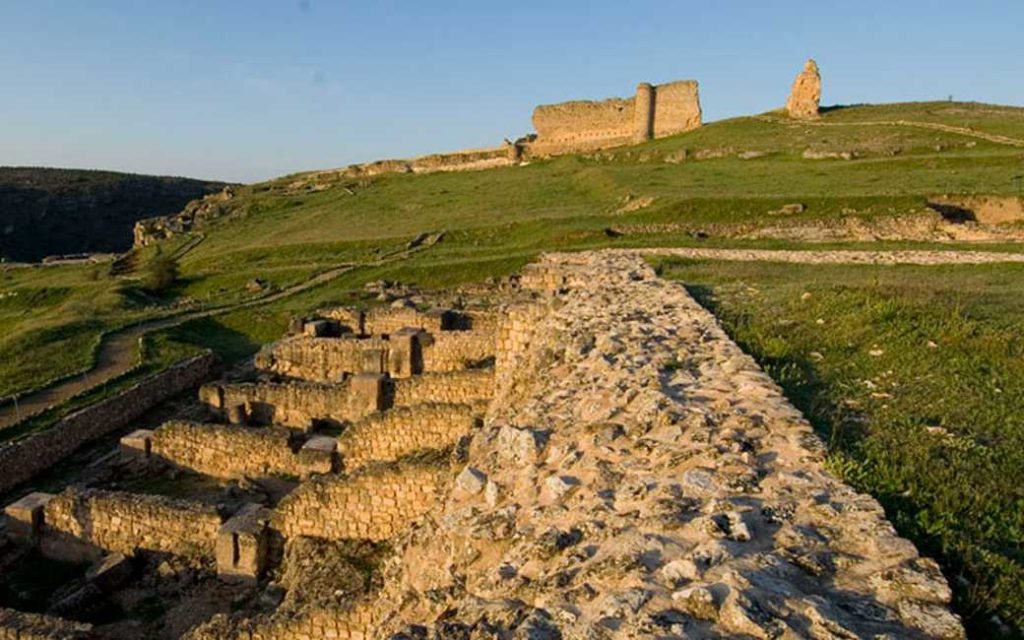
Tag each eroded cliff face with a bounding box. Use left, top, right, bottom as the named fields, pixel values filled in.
left=374, top=251, right=964, bottom=639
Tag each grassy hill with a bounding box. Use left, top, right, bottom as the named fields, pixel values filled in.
left=0, top=167, right=228, bottom=262
left=2, top=101, right=1024, bottom=635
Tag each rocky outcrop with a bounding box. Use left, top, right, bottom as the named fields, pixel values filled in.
left=786, top=59, right=822, bottom=119
left=372, top=251, right=964, bottom=638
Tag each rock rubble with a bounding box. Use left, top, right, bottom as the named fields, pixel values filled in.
left=375, top=251, right=964, bottom=638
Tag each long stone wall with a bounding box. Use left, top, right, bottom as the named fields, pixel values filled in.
left=529, top=79, right=701, bottom=156
left=202, top=380, right=357, bottom=429
left=369, top=252, right=965, bottom=638
left=273, top=464, right=441, bottom=542
left=0, top=608, right=92, bottom=640
left=255, top=336, right=385, bottom=382
left=150, top=421, right=313, bottom=480
left=43, top=488, right=221, bottom=561
left=185, top=603, right=376, bottom=640
left=391, top=370, right=494, bottom=407
left=338, top=403, right=476, bottom=470
left=421, top=332, right=495, bottom=372
left=0, top=352, right=217, bottom=494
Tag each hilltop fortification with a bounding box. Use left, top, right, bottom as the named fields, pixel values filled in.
left=529, top=80, right=702, bottom=156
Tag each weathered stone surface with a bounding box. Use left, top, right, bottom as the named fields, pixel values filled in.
left=786, top=58, right=821, bottom=119
left=530, top=79, right=702, bottom=156
left=370, top=252, right=963, bottom=639
left=3, top=492, right=54, bottom=542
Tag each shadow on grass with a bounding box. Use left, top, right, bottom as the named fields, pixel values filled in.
left=163, top=317, right=263, bottom=363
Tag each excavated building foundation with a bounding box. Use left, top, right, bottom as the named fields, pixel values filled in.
left=1, top=252, right=965, bottom=639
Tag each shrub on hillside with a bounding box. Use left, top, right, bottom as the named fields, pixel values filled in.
left=142, top=248, right=179, bottom=293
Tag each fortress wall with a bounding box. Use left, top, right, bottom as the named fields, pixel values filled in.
left=0, top=352, right=216, bottom=494
left=528, top=79, right=702, bottom=157
left=0, top=608, right=92, bottom=640
left=273, top=465, right=441, bottom=542
left=391, top=369, right=494, bottom=406
left=205, top=381, right=356, bottom=429
left=530, top=98, right=635, bottom=155
left=338, top=403, right=476, bottom=470
left=43, top=488, right=221, bottom=561
left=422, top=332, right=496, bottom=372
left=150, top=421, right=312, bottom=480
left=255, top=336, right=388, bottom=382
left=651, top=80, right=702, bottom=138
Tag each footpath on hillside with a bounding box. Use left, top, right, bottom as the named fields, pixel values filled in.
left=0, top=238, right=441, bottom=432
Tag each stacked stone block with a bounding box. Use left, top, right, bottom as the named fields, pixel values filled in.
left=149, top=421, right=333, bottom=480
left=42, top=488, right=222, bottom=561
left=338, top=403, right=477, bottom=470
left=273, top=465, right=441, bottom=542
left=0, top=608, right=92, bottom=640
left=391, top=369, right=494, bottom=407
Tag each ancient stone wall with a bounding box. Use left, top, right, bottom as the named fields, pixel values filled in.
left=43, top=488, right=221, bottom=561
left=370, top=252, right=964, bottom=638
left=203, top=381, right=357, bottom=429
left=391, top=370, right=494, bottom=407
left=255, top=336, right=387, bottom=382
left=421, top=332, right=495, bottom=372
left=529, top=79, right=702, bottom=156
left=150, top=421, right=311, bottom=480
left=0, top=352, right=216, bottom=494
left=0, top=608, right=92, bottom=640
left=651, top=80, right=703, bottom=138
left=338, top=403, right=476, bottom=470
left=185, top=603, right=376, bottom=640
left=273, top=464, right=441, bottom=542
left=361, top=307, right=448, bottom=335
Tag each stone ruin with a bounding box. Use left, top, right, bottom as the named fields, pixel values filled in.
left=0, top=253, right=965, bottom=638
left=527, top=80, right=703, bottom=157
left=786, top=59, right=822, bottom=119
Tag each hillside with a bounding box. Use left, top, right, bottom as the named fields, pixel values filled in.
left=2, top=101, right=1024, bottom=635
left=0, top=167, right=229, bottom=262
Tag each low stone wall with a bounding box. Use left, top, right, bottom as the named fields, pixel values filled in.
left=202, top=381, right=358, bottom=429
left=391, top=370, right=494, bottom=407
left=273, top=464, right=441, bottom=542
left=0, top=608, right=92, bottom=640
left=0, top=352, right=217, bottom=494
left=43, top=488, right=221, bottom=561
left=185, top=603, right=376, bottom=640
left=255, top=336, right=388, bottom=382
left=151, top=421, right=312, bottom=480
left=338, top=404, right=477, bottom=470
left=422, top=332, right=495, bottom=372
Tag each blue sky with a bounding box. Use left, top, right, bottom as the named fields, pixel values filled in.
left=1, top=1, right=1022, bottom=183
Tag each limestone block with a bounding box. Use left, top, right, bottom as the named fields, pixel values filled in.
left=299, top=436, right=338, bottom=477
left=360, top=348, right=386, bottom=374
left=217, top=503, right=271, bottom=583
left=119, top=429, right=154, bottom=459
left=350, top=373, right=387, bottom=415
left=198, top=384, right=225, bottom=412
left=4, top=492, right=54, bottom=542
left=388, top=328, right=425, bottom=378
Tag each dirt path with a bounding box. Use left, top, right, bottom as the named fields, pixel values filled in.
left=625, top=246, right=1024, bottom=265
left=0, top=241, right=433, bottom=432
left=760, top=115, right=1024, bottom=148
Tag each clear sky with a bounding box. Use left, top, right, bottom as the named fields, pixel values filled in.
left=2, top=1, right=1022, bottom=183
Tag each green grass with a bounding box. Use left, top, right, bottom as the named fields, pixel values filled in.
left=2, top=101, right=1023, bottom=400
left=654, top=257, right=1024, bottom=637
